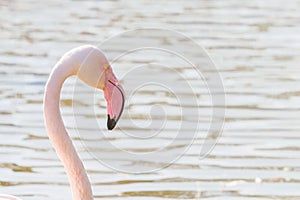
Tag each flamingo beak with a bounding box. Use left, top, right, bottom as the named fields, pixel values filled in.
left=106, top=80, right=125, bottom=130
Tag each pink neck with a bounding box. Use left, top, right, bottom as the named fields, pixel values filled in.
left=43, top=64, right=93, bottom=200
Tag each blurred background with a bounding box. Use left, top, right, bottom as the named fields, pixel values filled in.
left=1, top=0, right=300, bottom=199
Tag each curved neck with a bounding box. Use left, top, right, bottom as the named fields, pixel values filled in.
left=43, top=63, right=93, bottom=200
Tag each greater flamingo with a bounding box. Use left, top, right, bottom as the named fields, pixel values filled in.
left=0, top=45, right=125, bottom=200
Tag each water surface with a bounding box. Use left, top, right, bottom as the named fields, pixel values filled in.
left=1, top=0, right=300, bottom=199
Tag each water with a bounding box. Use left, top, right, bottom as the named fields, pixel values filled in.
left=1, top=0, right=300, bottom=199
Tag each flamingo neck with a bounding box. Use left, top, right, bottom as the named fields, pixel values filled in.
left=43, top=62, right=93, bottom=200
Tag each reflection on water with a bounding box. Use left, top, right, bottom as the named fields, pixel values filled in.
left=1, top=0, right=300, bottom=199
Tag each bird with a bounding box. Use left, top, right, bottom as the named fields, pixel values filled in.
left=1, top=45, right=125, bottom=200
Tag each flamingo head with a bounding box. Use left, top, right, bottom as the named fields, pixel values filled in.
left=103, top=65, right=125, bottom=130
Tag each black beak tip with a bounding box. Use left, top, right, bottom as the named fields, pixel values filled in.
left=107, top=115, right=117, bottom=130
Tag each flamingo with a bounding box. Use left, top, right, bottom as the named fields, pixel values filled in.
left=0, top=45, right=125, bottom=200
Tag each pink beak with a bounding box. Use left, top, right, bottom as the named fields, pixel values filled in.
left=105, top=80, right=125, bottom=130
